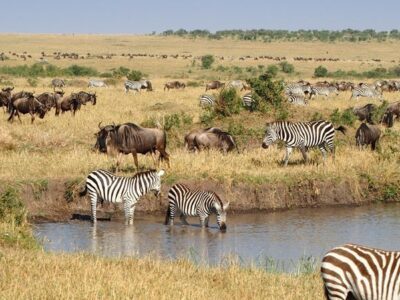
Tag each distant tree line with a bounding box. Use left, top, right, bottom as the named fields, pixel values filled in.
left=159, top=29, right=400, bottom=42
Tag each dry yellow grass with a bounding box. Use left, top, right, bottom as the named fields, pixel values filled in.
left=0, top=247, right=324, bottom=299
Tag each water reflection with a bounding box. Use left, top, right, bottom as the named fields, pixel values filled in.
left=34, top=203, right=400, bottom=270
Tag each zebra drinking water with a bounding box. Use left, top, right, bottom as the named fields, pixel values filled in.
left=80, top=169, right=165, bottom=225
left=165, top=183, right=229, bottom=231
left=321, top=244, right=400, bottom=300
left=262, top=120, right=346, bottom=166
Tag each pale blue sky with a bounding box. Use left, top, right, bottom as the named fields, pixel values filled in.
left=1, top=0, right=399, bottom=34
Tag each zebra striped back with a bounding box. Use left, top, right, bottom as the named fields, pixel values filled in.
left=287, top=94, right=307, bottom=105
left=321, top=244, right=400, bottom=300
left=82, top=169, right=165, bottom=224
left=199, top=94, right=215, bottom=107
left=88, top=79, right=107, bottom=87
left=285, top=83, right=311, bottom=96
left=242, top=92, right=255, bottom=109
left=165, top=183, right=229, bottom=231
left=310, top=86, right=339, bottom=98
left=351, top=87, right=382, bottom=100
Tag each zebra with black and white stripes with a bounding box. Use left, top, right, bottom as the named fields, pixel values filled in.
left=310, top=86, right=339, bottom=99
left=80, top=169, right=165, bottom=224
left=261, top=120, right=346, bottom=166
left=284, top=83, right=311, bottom=97
left=287, top=94, right=307, bottom=106
left=242, top=92, right=255, bottom=110
left=351, top=87, right=383, bottom=101
left=199, top=94, right=215, bottom=107
left=165, top=183, right=229, bottom=231
left=88, top=79, right=107, bottom=88
left=321, top=244, right=400, bottom=300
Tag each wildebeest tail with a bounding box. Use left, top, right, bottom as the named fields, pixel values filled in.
left=79, top=185, right=87, bottom=197
left=335, top=126, right=346, bottom=134
left=164, top=206, right=171, bottom=225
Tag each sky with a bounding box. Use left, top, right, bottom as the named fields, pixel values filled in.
left=1, top=0, right=399, bottom=34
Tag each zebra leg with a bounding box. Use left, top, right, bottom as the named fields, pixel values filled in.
left=180, top=213, right=189, bottom=225
left=89, top=192, right=98, bottom=224
left=283, top=147, right=293, bottom=166
left=300, top=146, right=308, bottom=163
left=199, top=215, right=207, bottom=228
left=319, top=146, right=328, bottom=163
left=204, top=216, right=209, bottom=228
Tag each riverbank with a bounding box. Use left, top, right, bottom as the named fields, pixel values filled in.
left=0, top=175, right=398, bottom=223
left=0, top=247, right=323, bottom=299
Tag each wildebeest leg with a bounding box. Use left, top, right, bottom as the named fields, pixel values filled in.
left=16, top=111, right=22, bottom=123
left=115, top=152, right=123, bottom=173
left=30, top=112, right=35, bottom=124
left=371, top=141, right=377, bottom=151
left=131, top=152, right=139, bottom=170
left=150, top=151, right=157, bottom=167
left=283, top=147, right=293, bottom=166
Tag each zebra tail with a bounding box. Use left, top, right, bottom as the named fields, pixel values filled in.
left=164, top=206, right=171, bottom=225
left=79, top=185, right=87, bottom=197
left=335, top=126, right=346, bottom=134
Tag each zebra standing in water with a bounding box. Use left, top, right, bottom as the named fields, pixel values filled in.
left=80, top=169, right=165, bottom=224
left=321, top=244, right=400, bottom=300
left=165, top=183, right=229, bottom=231
left=262, top=120, right=346, bottom=166
left=351, top=86, right=383, bottom=101
left=287, top=94, right=308, bottom=106
left=199, top=94, right=215, bottom=107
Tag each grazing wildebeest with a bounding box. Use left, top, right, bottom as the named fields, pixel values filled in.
left=205, top=80, right=225, bottom=92
left=8, top=94, right=47, bottom=123
left=75, top=91, right=96, bottom=105
left=227, top=80, right=250, bottom=91
left=55, top=93, right=81, bottom=116
left=0, top=86, right=14, bottom=112
left=355, top=123, right=381, bottom=150
left=94, top=122, right=170, bottom=170
left=36, top=91, right=64, bottom=110
left=88, top=79, right=107, bottom=88
left=381, top=101, right=400, bottom=127
left=51, top=78, right=65, bottom=91
left=352, top=103, right=376, bottom=123
left=193, top=128, right=237, bottom=153
left=164, top=81, right=185, bottom=91
left=184, top=127, right=219, bottom=151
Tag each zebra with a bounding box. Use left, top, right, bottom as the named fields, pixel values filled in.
left=284, top=83, right=311, bottom=97
left=310, top=86, right=339, bottom=99
left=79, top=169, right=165, bottom=225
left=165, top=183, right=229, bottom=231
left=351, top=87, right=383, bottom=101
left=199, top=94, right=215, bottom=107
left=242, top=92, right=256, bottom=110
left=88, top=79, right=107, bottom=88
left=124, top=80, right=150, bottom=93
left=287, top=94, right=307, bottom=106
left=51, top=78, right=65, bottom=91
left=321, top=244, right=400, bottom=300
left=261, top=120, right=346, bottom=166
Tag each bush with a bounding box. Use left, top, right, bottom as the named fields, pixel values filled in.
left=112, top=66, right=130, bottom=78
left=266, top=65, right=279, bottom=77
left=64, top=65, right=98, bottom=77
left=127, top=70, right=144, bottom=81
left=214, top=88, right=243, bottom=117
left=279, top=61, right=295, bottom=74
left=26, top=77, right=38, bottom=87
left=314, top=66, right=328, bottom=77
left=201, top=54, right=215, bottom=69
left=0, top=186, right=25, bottom=226
left=329, top=108, right=357, bottom=126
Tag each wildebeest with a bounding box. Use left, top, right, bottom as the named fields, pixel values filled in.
left=164, top=81, right=185, bottom=91
left=0, top=86, right=14, bottom=112
left=94, top=122, right=170, bottom=170
left=124, top=80, right=153, bottom=93
left=355, top=123, right=381, bottom=150
left=205, top=80, right=225, bottom=92
left=51, top=78, right=65, bottom=91
left=88, top=79, right=107, bottom=88
left=352, top=103, right=376, bottom=124
left=381, top=101, right=400, bottom=127
left=8, top=94, right=47, bottom=123
left=226, top=80, right=250, bottom=91
left=36, top=91, right=65, bottom=110
left=75, top=91, right=96, bottom=105
left=55, top=92, right=81, bottom=116
left=184, top=128, right=218, bottom=151
left=193, top=128, right=237, bottom=153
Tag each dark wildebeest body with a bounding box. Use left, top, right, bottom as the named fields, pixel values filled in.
left=0, top=87, right=14, bottom=112
left=193, top=128, right=237, bottom=153
left=76, top=91, right=96, bottom=105
left=55, top=93, right=81, bottom=116
left=184, top=127, right=219, bottom=151
left=205, top=81, right=225, bottom=92
left=164, top=81, right=185, bottom=91
left=36, top=91, right=64, bottom=110
left=352, top=103, right=376, bottom=124
left=355, top=123, right=381, bottom=150
left=94, top=123, right=170, bottom=170
left=8, top=94, right=47, bottom=123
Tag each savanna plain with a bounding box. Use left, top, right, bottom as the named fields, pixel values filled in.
left=1, top=34, right=400, bottom=299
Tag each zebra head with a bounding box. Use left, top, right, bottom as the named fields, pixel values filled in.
left=262, top=123, right=278, bottom=149
left=214, top=199, right=229, bottom=231
left=148, top=169, right=165, bottom=198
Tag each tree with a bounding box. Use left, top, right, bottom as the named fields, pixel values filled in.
left=201, top=55, right=215, bottom=69
left=314, top=66, right=328, bottom=77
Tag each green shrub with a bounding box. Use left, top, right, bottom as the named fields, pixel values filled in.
left=112, top=66, right=130, bottom=78
left=201, top=54, right=215, bottom=69
left=329, top=108, right=357, bottom=126
left=214, top=88, right=243, bottom=117
left=64, top=65, right=98, bottom=76
left=314, top=66, right=328, bottom=77
left=371, top=101, right=389, bottom=124
left=127, top=70, right=144, bottom=81
left=0, top=186, right=25, bottom=226
left=266, top=65, right=279, bottom=77
left=279, top=61, right=295, bottom=74
left=200, top=107, right=216, bottom=126
left=26, top=77, right=38, bottom=87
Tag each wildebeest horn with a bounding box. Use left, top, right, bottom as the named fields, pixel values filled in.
left=98, top=122, right=103, bottom=129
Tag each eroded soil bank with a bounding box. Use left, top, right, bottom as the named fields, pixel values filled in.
left=3, top=177, right=397, bottom=223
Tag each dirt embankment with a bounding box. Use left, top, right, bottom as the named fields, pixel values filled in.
left=6, top=177, right=391, bottom=223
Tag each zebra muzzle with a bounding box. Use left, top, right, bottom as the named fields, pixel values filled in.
left=219, top=223, right=227, bottom=231
left=262, top=143, right=269, bottom=149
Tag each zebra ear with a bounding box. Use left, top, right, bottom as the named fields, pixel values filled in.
left=157, top=170, right=165, bottom=177
left=223, top=202, right=230, bottom=210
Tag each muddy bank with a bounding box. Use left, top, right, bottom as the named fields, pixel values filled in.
left=2, top=177, right=396, bottom=223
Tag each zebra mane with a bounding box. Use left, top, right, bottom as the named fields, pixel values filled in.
left=211, top=192, right=224, bottom=209
left=132, top=169, right=157, bottom=178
